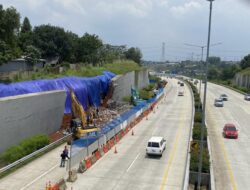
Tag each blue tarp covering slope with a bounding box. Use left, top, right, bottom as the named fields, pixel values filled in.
left=0, top=71, right=115, bottom=113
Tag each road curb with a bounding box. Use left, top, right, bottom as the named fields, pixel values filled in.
left=206, top=122, right=216, bottom=190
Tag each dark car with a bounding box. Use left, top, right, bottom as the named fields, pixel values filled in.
left=223, top=124, right=238, bottom=139
left=220, top=94, right=228, bottom=101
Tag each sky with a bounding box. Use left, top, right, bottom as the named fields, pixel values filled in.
left=1, top=0, right=250, bottom=62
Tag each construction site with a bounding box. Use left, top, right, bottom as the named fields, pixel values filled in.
left=0, top=68, right=169, bottom=189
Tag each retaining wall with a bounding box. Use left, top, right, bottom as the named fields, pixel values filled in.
left=0, top=90, right=66, bottom=153
left=234, top=73, right=250, bottom=88
left=112, top=69, right=149, bottom=101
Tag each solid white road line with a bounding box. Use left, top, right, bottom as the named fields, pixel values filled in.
left=126, top=153, right=140, bottom=172
left=20, top=164, right=59, bottom=190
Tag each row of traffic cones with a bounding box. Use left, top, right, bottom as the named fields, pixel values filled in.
left=114, top=129, right=134, bottom=154
left=113, top=96, right=165, bottom=155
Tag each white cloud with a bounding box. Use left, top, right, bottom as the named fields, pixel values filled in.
left=1, top=0, right=250, bottom=61
left=170, top=1, right=202, bottom=17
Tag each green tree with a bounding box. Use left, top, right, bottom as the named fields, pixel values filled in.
left=19, top=17, right=33, bottom=52
left=24, top=45, right=41, bottom=67
left=76, top=33, right=103, bottom=65
left=21, top=17, right=32, bottom=33
left=0, top=5, right=20, bottom=46
left=240, top=54, right=250, bottom=69
left=221, top=64, right=240, bottom=80
left=125, top=47, right=142, bottom=64
left=0, top=5, right=21, bottom=63
left=208, top=67, right=220, bottom=80
left=32, top=25, right=72, bottom=62
left=208, top=56, right=221, bottom=65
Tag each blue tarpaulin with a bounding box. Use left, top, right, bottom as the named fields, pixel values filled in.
left=0, top=71, right=115, bottom=113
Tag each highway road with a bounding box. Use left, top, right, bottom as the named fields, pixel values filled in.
left=199, top=82, right=250, bottom=190
left=67, top=78, right=193, bottom=190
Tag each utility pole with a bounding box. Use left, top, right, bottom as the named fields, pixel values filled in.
left=184, top=42, right=221, bottom=94
left=197, top=0, right=214, bottom=189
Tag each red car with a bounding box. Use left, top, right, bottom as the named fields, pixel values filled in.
left=223, top=124, right=238, bottom=139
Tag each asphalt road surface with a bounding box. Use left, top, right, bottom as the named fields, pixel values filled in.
left=199, top=82, right=250, bottom=190
left=67, top=78, right=193, bottom=190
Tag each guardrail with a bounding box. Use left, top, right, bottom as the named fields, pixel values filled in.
left=182, top=80, right=195, bottom=190
left=0, top=133, right=72, bottom=174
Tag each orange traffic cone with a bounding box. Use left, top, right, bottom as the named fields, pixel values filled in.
left=48, top=181, right=51, bottom=190
left=114, top=146, right=118, bottom=154
left=131, top=129, right=134, bottom=136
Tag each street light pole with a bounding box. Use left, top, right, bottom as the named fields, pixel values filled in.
left=197, top=0, right=214, bottom=189
left=199, top=46, right=204, bottom=95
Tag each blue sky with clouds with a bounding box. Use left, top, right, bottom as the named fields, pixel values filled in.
left=1, top=0, right=250, bottom=61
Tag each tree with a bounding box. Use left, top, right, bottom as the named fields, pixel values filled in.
left=208, top=56, right=221, bottom=65
left=0, top=5, right=21, bottom=64
left=240, top=54, right=250, bottom=69
left=221, top=64, right=240, bottom=80
left=208, top=67, right=220, bottom=80
left=32, top=25, right=72, bottom=62
left=19, top=17, right=33, bottom=52
left=21, top=17, right=32, bottom=33
left=76, top=33, right=103, bottom=65
left=0, top=5, right=20, bottom=46
left=98, top=44, right=126, bottom=64
left=125, top=47, right=142, bottom=64
left=24, top=45, right=41, bottom=67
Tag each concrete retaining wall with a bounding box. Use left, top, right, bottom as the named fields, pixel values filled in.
left=0, top=90, right=66, bottom=153
left=234, top=73, right=250, bottom=88
left=112, top=69, right=149, bottom=101
left=135, top=69, right=149, bottom=89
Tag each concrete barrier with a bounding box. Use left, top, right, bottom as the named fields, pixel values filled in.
left=106, top=129, right=115, bottom=140
left=98, top=135, right=106, bottom=147
left=88, top=141, right=99, bottom=155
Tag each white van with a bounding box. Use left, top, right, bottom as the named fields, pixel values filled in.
left=146, top=136, right=166, bottom=156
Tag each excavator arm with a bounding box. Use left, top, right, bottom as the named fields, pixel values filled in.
left=70, top=90, right=99, bottom=139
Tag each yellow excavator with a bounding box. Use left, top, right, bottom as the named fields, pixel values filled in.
left=70, top=90, right=99, bottom=139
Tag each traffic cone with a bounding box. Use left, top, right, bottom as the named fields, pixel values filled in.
left=48, top=181, right=51, bottom=190
left=131, top=129, right=134, bottom=136
left=114, top=146, right=118, bottom=154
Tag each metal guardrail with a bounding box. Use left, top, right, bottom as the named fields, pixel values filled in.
left=0, top=133, right=72, bottom=174
left=182, top=80, right=195, bottom=190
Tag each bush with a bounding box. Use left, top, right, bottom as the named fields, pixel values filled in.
left=0, top=145, right=25, bottom=163
left=238, top=86, right=249, bottom=93
left=192, top=122, right=207, bottom=141
left=139, top=89, right=154, bottom=100
left=122, top=96, right=131, bottom=103
left=190, top=142, right=210, bottom=173
left=0, top=135, right=49, bottom=164
left=143, top=83, right=155, bottom=91
left=194, top=93, right=200, bottom=101
left=195, top=101, right=202, bottom=110
left=194, top=111, right=202, bottom=123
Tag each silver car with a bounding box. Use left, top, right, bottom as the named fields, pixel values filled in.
left=244, top=94, right=250, bottom=101
left=214, top=98, right=224, bottom=107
